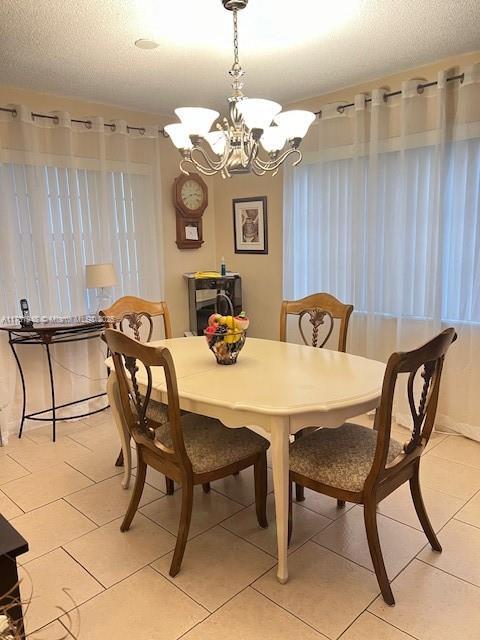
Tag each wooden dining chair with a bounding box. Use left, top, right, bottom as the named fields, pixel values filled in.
left=100, top=296, right=173, bottom=490
left=288, top=327, right=457, bottom=605
left=280, top=292, right=354, bottom=503
left=105, top=328, right=269, bottom=577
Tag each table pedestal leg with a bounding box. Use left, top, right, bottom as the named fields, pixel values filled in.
left=270, top=417, right=290, bottom=584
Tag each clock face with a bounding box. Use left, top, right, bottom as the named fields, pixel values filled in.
left=180, top=179, right=204, bottom=211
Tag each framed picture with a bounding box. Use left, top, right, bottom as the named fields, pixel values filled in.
left=233, top=196, right=268, bottom=254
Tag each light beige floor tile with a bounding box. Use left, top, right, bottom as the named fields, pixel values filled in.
left=210, top=466, right=273, bottom=506
left=182, top=587, right=327, bottom=640
left=12, top=500, right=96, bottom=564
left=339, top=612, right=414, bottom=639
left=455, top=490, right=480, bottom=528
left=295, top=488, right=356, bottom=520
left=254, top=542, right=379, bottom=639
left=60, top=566, right=207, bottom=640
left=27, top=620, right=73, bottom=639
left=79, top=409, right=112, bottom=429
left=428, top=435, right=480, bottom=469
left=23, top=421, right=91, bottom=445
left=7, top=440, right=91, bottom=473
left=132, top=466, right=171, bottom=492
left=2, top=463, right=93, bottom=512
left=63, top=446, right=124, bottom=483
left=419, top=454, right=480, bottom=500
left=67, top=420, right=117, bottom=450
left=222, top=493, right=331, bottom=557
left=0, top=488, right=23, bottom=519
left=19, top=548, right=103, bottom=634
left=0, top=455, right=30, bottom=485
left=140, top=485, right=244, bottom=538
left=64, top=513, right=176, bottom=587
left=418, top=518, right=480, bottom=587
left=1, top=434, right=37, bottom=452
left=378, top=482, right=464, bottom=532
left=369, top=559, right=480, bottom=640
left=313, top=505, right=426, bottom=578
left=153, top=526, right=275, bottom=611
left=65, top=474, right=161, bottom=525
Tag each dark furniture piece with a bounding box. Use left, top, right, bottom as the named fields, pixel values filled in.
left=184, top=273, right=242, bottom=336
left=288, top=328, right=457, bottom=605
left=0, top=320, right=109, bottom=442
left=0, top=514, right=29, bottom=639
left=105, top=328, right=269, bottom=577
left=280, top=292, right=354, bottom=503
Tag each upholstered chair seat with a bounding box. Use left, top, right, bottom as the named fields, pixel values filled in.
left=155, top=413, right=270, bottom=474
left=289, top=423, right=403, bottom=493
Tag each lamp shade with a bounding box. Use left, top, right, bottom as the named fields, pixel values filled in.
left=260, top=126, right=287, bottom=153
left=274, top=110, right=316, bottom=140
left=164, top=123, right=193, bottom=150
left=85, top=263, right=117, bottom=288
left=175, top=107, right=219, bottom=137
left=237, top=98, right=282, bottom=131
left=204, top=130, right=227, bottom=156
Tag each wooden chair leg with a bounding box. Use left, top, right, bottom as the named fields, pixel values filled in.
left=364, top=499, right=394, bottom=605
left=121, top=452, right=146, bottom=532
left=410, top=462, right=442, bottom=551
left=115, top=448, right=124, bottom=467
left=202, top=482, right=211, bottom=493
left=170, top=481, right=194, bottom=577
left=165, top=477, right=175, bottom=495
left=288, top=480, right=293, bottom=546
left=294, top=430, right=305, bottom=501
left=337, top=499, right=346, bottom=508
left=254, top=453, right=268, bottom=528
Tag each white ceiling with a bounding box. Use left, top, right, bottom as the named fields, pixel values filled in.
left=0, top=0, right=479, bottom=116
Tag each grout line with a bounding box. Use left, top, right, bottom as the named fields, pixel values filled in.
left=367, top=611, right=421, bottom=639
left=426, top=450, right=480, bottom=472
left=415, top=557, right=480, bottom=590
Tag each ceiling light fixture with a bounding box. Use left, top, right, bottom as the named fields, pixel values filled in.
left=135, top=38, right=159, bottom=49
left=165, top=0, right=315, bottom=178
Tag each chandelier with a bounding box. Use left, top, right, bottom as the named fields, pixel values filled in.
left=165, top=0, right=315, bottom=178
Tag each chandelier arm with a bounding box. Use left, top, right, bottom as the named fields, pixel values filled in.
left=190, top=135, right=232, bottom=172
left=254, top=148, right=303, bottom=172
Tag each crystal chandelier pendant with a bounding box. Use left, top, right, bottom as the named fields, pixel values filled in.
left=165, top=0, right=315, bottom=178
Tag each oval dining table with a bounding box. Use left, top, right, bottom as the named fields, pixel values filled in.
left=107, top=336, right=386, bottom=584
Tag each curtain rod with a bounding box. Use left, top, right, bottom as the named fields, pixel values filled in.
left=0, top=71, right=466, bottom=131
left=0, top=106, right=170, bottom=137
left=314, top=73, right=465, bottom=117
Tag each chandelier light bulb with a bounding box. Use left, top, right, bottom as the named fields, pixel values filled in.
left=164, top=123, right=193, bottom=149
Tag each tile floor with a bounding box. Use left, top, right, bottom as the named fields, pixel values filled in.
left=1, top=413, right=480, bottom=639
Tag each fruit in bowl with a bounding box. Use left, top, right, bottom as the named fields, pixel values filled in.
left=204, top=312, right=248, bottom=365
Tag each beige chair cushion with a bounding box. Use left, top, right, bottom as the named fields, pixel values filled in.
left=155, top=413, right=270, bottom=474
left=289, top=422, right=403, bottom=493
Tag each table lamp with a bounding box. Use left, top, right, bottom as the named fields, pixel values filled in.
left=85, top=263, right=117, bottom=314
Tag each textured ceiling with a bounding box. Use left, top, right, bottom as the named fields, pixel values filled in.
left=0, top=0, right=479, bottom=116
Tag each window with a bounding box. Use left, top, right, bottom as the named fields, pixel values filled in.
left=284, top=138, right=480, bottom=323
left=0, top=162, right=154, bottom=317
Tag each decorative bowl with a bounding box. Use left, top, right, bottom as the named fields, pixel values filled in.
left=204, top=327, right=246, bottom=365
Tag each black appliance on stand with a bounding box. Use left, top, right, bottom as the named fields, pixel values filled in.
left=184, top=273, right=242, bottom=336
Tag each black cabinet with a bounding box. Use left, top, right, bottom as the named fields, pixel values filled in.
left=184, top=273, right=242, bottom=335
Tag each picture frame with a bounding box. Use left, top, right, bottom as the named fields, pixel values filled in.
left=232, top=196, right=268, bottom=255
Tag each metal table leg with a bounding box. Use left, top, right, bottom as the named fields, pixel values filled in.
left=9, top=335, right=27, bottom=439
left=44, top=342, right=57, bottom=442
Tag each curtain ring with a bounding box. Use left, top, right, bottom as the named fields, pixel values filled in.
left=53, top=116, right=60, bottom=125
left=337, top=105, right=345, bottom=114
left=139, top=128, right=145, bottom=136
left=460, top=73, right=465, bottom=84
left=417, top=84, right=425, bottom=94
left=85, top=120, right=92, bottom=129
left=11, top=109, right=18, bottom=119
left=110, top=123, right=116, bottom=132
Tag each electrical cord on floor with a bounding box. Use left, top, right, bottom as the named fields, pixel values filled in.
left=49, top=343, right=109, bottom=382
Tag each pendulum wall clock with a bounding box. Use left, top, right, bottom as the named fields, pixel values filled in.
left=174, top=173, right=208, bottom=249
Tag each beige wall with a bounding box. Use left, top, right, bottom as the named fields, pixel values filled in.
left=2, top=49, right=479, bottom=339
left=0, top=85, right=217, bottom=336
left=212, top=50, right=480, bottom=340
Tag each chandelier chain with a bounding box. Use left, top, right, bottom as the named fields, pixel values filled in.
left=233, top=9, right=239, bottom=69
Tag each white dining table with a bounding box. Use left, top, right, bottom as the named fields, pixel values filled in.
left=107, top=336, right=385, bottom=584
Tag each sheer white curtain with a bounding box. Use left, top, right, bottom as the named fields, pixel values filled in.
left=0, top=106, right=164, bottom=441
left=284, top=64, right=480, bottom=441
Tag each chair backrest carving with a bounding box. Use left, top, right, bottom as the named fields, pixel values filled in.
left=104, top=328, right=191, bottom=472
left=100, top=296, right=172, bottom=341
left=367, top=327, right=457, bottom=487
left=280, top=293, right=353, bottom=352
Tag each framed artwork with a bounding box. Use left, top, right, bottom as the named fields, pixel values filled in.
left=232, top=196, right=268, bottom=254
